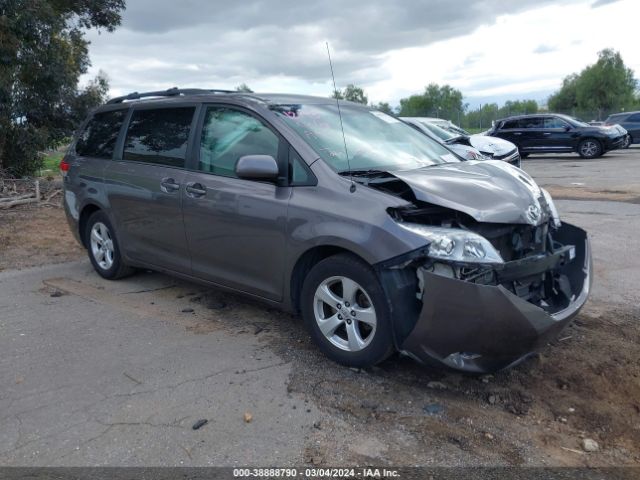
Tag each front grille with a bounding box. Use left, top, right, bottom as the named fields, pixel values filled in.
left=466, top=219, right=549, bottom=263
left=488, top=223, right=548, bottom=261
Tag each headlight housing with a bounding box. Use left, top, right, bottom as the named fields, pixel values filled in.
left=464, top=150, right=489, bottom=161
left=397, top=224, right=504, bottom=264
left=541, top=188, right=561, bottom=228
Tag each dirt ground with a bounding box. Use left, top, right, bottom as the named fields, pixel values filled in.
left=1, top=154, right=639, bottom=466
left=182, top=289, right=640, bottom=467
left=0, top=203, right=84, bottom=272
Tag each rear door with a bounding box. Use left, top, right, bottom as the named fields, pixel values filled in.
left=182, top=105, right=290, bottom=300
left=493, top=119, right=522, bottom=147
left=104, top=105, right=197, bottom=273
left=514, top=117, right=546, bottom=152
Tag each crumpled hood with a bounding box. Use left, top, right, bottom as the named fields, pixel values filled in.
left=469, top=134, right=516, bottom=156
left=391, top=160, right=547, bottom=225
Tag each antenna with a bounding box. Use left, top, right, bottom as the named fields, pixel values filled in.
left=326, top=42, right=355, bottom=193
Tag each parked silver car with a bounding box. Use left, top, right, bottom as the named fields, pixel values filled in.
left=62, top=89, right=591, bottom=373
left=417, top=117, right=521, bottom=164
left=400, top=117, right=490, bottom=161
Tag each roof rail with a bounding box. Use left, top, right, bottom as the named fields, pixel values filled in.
left=106, top=87, right=235, bottom=104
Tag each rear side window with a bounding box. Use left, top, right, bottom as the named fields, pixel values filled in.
left=519, top=117, right=543, bottom=129
left=75, top=110, right=126, bottom=159
left=627, top=113, right=640, bottom=122
left=501, top=119, right=519, bottom=129
left=123, top=107, right=195, bottom=168
left=199, top=107, right=279, bottom=178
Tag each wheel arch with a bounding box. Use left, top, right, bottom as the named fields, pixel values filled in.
left=289, top=245, right=371, bottom=314
left=577, top=136, right=603, bottom=155
left=78, top=203, right=103, bottom=248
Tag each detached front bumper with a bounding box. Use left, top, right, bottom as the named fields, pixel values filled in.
left=398, top=222, right=592, bottom=373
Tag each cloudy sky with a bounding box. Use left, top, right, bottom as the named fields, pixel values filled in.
left=82, top=0, right=638, bottom=108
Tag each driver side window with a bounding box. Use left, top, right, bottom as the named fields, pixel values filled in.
left=199, top=107, right=280, bottom=177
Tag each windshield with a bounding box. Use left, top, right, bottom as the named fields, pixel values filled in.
left=271, top=104, right=458, bottom=172
left=564, top=115, right=590, bottom=127
left=446, top=124, right=471, bottom=136
left=416, top=120, right=459, bottom=141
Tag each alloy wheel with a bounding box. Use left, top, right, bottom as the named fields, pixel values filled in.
left=90, top=222, right=115, bottom=270
left=313, top=276, right=377, bottom=352
left=580, top=141, right=599, bottom=158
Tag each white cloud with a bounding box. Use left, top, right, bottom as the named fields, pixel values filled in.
left=81, top=0, right=639, bottom=108
left=366, top=0, right=639, bottom=106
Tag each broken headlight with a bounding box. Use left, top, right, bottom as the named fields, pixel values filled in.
left=398, top=224, right=504, bottom=264
left=541, top=188, right=561, bottom=228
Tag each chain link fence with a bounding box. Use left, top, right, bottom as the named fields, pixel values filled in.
left=417, top=107, right=627, bottom=134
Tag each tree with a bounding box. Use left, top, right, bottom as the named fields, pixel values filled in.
left=332, top=84, right=368, bottom=104
left=0, top=0, right=125, bottom=176
left=235, top=83, right=253, bottom=93
left=398, top=84, right=466, bottom=118
left=463, top=100, right=538, bottom=130
left=548, top=74, right=579, bottom=112
left=548, top=49, right=637, bottom=115
left=372, top=102, right=394, bottom=115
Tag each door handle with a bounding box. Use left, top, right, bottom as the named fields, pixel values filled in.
left=160, top=177, right=180, bottom=193
left=543, top=132, right=552, bottom=135
left=513, top=132, right=522, bottom=135
left=185, top=182, right=206, bottom=197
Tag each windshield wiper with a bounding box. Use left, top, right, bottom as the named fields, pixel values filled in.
left=337, top=169, right=389, bottom=177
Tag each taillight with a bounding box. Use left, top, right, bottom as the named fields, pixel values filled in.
left=59, top=159, right=70, bottom=174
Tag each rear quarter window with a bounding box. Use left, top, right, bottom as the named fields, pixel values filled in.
left=123, top=107, right=196, bottom=168
left=75, top=110, right=127, bottom=159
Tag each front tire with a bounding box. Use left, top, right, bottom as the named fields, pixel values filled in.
left=300, top=254, right=394, bottom=368
left=622, top=135, right=632, bottom=149
left=85, top=211, right=134, bottom=280
left=578, top=138, right=602, bottom=159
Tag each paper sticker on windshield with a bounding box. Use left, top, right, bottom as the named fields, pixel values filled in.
left=370, top=111, right=400, bottom=124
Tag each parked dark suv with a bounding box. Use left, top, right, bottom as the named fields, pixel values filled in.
left=605, top=111, right=640, bottom=148
left=489, top=113, right=626, bottom=159
left=62, top=88, right=591, bottom=373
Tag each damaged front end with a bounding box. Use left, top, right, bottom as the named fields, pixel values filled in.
left=375, top=197, right=592, bottom=373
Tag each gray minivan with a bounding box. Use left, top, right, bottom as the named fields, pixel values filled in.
left=62, top=88, right=591, bottom=373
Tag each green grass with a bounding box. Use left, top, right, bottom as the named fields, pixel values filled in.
left=39, top=149, right=66, bottom=177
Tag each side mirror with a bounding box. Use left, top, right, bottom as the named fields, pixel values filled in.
left=564, top=125, right=572, bottom=132
left=235, top=155, right=279, bottom=181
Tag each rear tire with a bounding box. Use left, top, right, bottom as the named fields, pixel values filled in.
left=85, top=211, right=134, bottom=280
left=300, top=253, right=394, bottom=368
left=578, top=138, right=602, bottom=159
